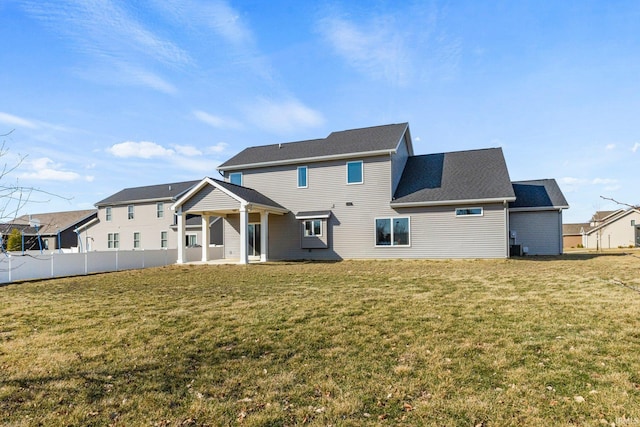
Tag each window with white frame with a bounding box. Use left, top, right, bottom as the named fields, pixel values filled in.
left=346, top=161, right=363, bottom=184
left=106, top=207, right=112, bottom=221
left=186, top=234, right=197, bottom=246
left=455, top=207, right=483, bottom=217
left=297, top=166, right=308, bottom=188
left=229, top=172, right=242, bottom=185
left=375, top=217, right=410, bottom=246
left=156, top=202, right=164, bottom=218
left=303, top=219, right=322, bottom=237
left=160, top=231, right=168, bottom=248
left=128, top=205, right=134, bottom=220
left=133, top=232, right=140, bottom=249
left=108, top=232, right=120, bottom=249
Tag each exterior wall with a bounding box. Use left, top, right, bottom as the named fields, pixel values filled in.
left=563, top=235, right=583, bottom=248
left=509, top=210, right=563, bottom=255
left=225, top=156, right=508, bottom=260
left=88, top=202, right=201, bottom=251
left=585, top=211, right=640, bottom=249
left=390, top=135, right=410, bottom=195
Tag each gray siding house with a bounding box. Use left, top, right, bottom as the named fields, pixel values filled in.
left=172, top=123, right=569, bottom=263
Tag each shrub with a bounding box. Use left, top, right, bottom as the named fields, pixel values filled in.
left=6, top=228, right=22, bottom=251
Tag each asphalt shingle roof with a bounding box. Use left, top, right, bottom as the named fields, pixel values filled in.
left=96, top=180, right=200, bottom=206
left=510, top=179, right=569, bottom=209
left=0, top=209, right=97, bottom=235
left=218, top=123, right=409, bottom=170
left=212, top=179, right=287, bottom=211
left=392, top=148, right=515, bottom=204
left=563, top=223, right=590, bottom=235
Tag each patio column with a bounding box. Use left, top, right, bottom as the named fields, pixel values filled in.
left=201, top=214, right=210, bottom=262
left=260, top=211, right=269, bottom=262
left=176, top=208, right=185, bottom=264
left=239, top=204, right=248, bottom=264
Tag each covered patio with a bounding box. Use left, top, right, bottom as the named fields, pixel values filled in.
left=171, top=177, right=288, bottom=264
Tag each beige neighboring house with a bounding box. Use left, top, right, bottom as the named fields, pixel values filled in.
left=582, top=208, right=640, bottom=249
left=0, top=210, right=97, bottom=252
left=87, top=180, right=207, bottom=251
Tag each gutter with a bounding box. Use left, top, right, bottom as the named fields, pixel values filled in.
left=391, top=197, right=517, bottom=208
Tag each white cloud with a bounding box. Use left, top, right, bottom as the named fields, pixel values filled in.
left=19, top=157, right=81, bottom=181
left=0, top=112, right=38, bottom=129
left=560, top=177, right=586, bottom=185
left=632, top=142, right=640, bottom=153
left=245, top=98, right=325, bottom=134
left=605, top=143, right=616, bottom=150
left=173, top=145, right=202, bottom=156
left=193, top=110, right=243, bottom=130
left=107, top=141, right=175, bottom=159
left=592, top=178, right=618, bottom=185
left=207, top=142, right=228, bottom=154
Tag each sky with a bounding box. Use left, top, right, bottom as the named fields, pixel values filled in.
left=1, top=0, right=639, bottom=224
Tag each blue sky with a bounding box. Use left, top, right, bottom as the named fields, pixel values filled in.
left=1, top=0, right=639, bottom=223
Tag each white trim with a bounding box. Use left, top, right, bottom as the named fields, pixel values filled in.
left=74, top=217, right=99, bottom=232
left=295, top=213, right=331, bottom=220
left=346, top=160, right=364, bottom=185
left=297, top=166, right=308, bottom=188
left=374, top=216, right=411, bottom=247
left=509, top=205, right=569, bottom=212
left=218, top=149, right=396, bottom=172
left=391, top=197, right=516, bottom=208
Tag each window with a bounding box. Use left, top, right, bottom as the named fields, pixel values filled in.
left=108, top=233, right=120, bottom=249
left=160, top=231, right=168, bottom=248
left=229, top=172, right=242, bottom=185
left=297, top=166, right=308, bottom=188
left=375, top=217, right=410, bottom=246
left=303, top=219, right=322, bottom=237
left=106, top=207, right=112, bottom=221
left=128, top=205, right=134, bottom=220
left=157, top=202, right=164, bottom=218
left=133, top=232, right=140, bottom=249
left=186, top=234, right=197, bottom=247
left=455, top=207, right=483, bottom=217
left=347, top=161, right=363, bottom=184
left=42, top=238, right=49, bottom=250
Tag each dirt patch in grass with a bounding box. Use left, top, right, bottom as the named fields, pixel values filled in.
left=1, top=254, right=640, bottom=425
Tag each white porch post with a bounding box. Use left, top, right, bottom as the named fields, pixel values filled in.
left=176, top=208, right=185, bottom=264
left=260, top=211, right=269, bottom=262
left=239, top=204, right=248, bottom=264
left=201, top=214, right=210, bottom=262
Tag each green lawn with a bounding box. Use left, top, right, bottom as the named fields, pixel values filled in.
left=1, top=254, right=640, bottom=426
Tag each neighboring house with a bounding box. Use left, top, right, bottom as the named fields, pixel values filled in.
left=581, top=208, right=640, bottom=249
left=562, top=223, right=590, bottom=248
left=171, top=123, right=568, bottom=263
left=88, top=180, right=208, bottom=251
left=0, top=210, right=97, bottom=252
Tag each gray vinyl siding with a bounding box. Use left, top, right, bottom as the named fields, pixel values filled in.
left=236, top=157, right=509, bottom=259
left=509, top=210, right=563, bottom=255
left=223, top=213, right=261, bottom=259
left=183, top=185, right=238, bottom=212
left=390, top=135, right=410, bottom=195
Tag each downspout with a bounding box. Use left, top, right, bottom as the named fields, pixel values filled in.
left=58, top=230, right=62, bottom=253
left=504, top=200, right=510, bottom=258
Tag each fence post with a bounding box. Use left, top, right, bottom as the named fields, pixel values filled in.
left=51, top=254, right=54, bottom=278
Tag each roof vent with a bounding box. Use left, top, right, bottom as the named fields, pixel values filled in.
left=169, top=185, right=172, bottom=191
left=278, top=143, right=282, bottom=149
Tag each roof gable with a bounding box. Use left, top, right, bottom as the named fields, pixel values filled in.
left=218, top=123, right=409, bottom=170
left=96, top=180, right=200, bottom=206
left=392, top=148, right=516, bottom=205
left=510, top=179, right=569, bottom=210
left=1, top=209, right=98, bottom=235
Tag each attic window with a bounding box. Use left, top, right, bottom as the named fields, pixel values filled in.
left=455, top=207, right=483, bottom=217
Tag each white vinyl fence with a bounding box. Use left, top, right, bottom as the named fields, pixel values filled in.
left=0, top=249, right=179, bottom=284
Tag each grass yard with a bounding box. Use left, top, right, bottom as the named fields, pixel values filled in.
left=1, top=254, right=640, bottom=426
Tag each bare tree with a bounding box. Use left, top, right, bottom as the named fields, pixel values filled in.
left=600, top=195, right=639, bottom=210
left=0, top=130, right=70, bottom=223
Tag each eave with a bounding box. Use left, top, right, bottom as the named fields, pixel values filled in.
left=390, top=197, right=516, bottom=208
